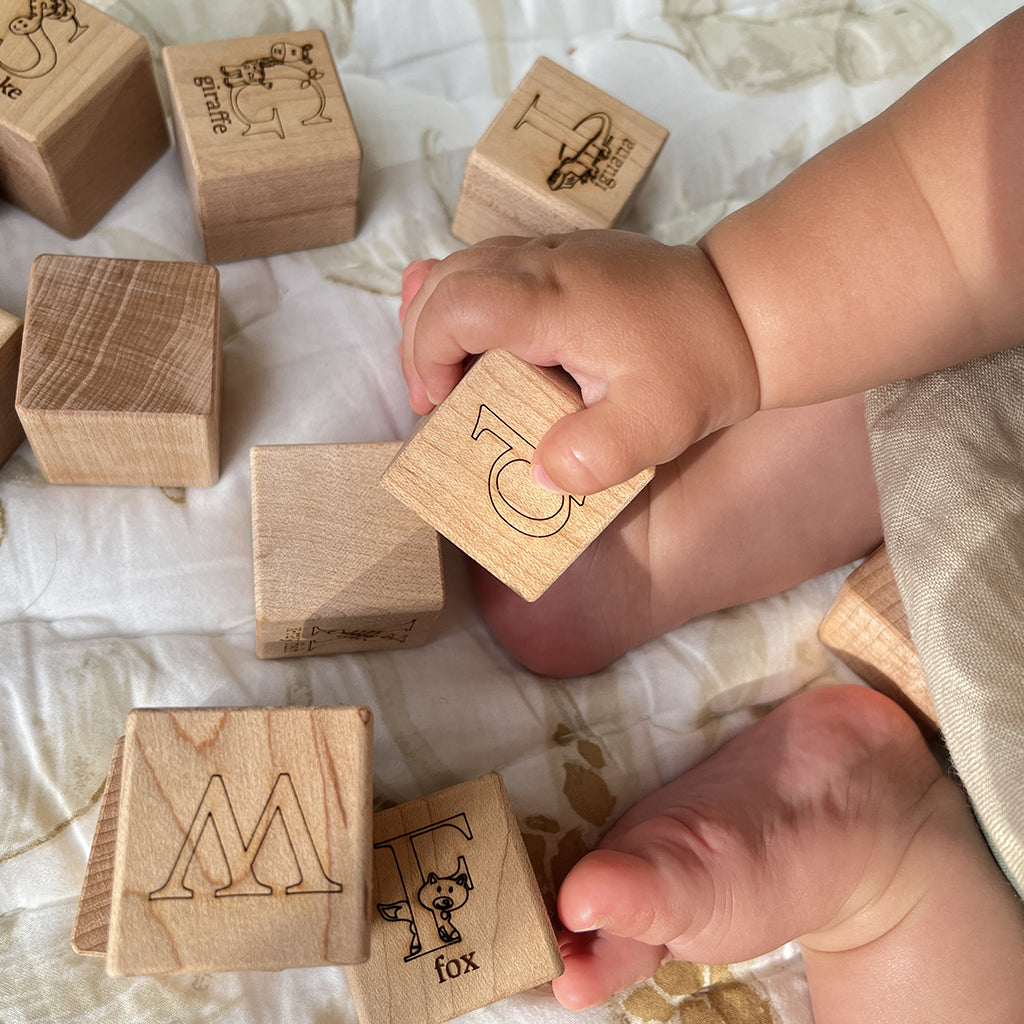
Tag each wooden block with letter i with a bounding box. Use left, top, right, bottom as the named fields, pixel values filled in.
left=382, top=349, right=654, bottom=602
left=104, top=705, right=373, bottom=975
left=0, top=307, right=23, bottom=468
left=250, top=441, right=445, bottom=659
left=163, top=30, right=361, bottom=262
left=16, top=254, right=221, bottom=487
left=452, top=56, right=668, bottom=244
left=0, top=0, right=168, bottom=236
left=344, top=772, right=563, bottom=1024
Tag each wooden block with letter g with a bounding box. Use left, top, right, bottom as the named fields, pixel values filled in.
left=163, top=30, right=361, bottom=262
left=0, top=307, right=24, bottom=469
left=382, top=349, right=654, bottom=602
left=344, top=772, right=563, bottom=1024
left=103, top=705, right=373, bottom=975
left=15, top=254, right=221, bottom=487
left=452, top=56, right=668, bottom=244
left=0, top=0, right=168, bottom=236
left=250, top=441, right=445, bottom=658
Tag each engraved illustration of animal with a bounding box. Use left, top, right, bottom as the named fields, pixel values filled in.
left=0, top=0, right=87, bottom=79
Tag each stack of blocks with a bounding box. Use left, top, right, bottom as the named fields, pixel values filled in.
left=163, top=30, right=362, bottom=262
left=73, top=707, right=564, bottom=1024
left=0, top=0, right=168, bottom=237
left=452, top=56, right=668, bottom=243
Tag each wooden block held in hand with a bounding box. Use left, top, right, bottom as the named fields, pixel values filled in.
left=106, top=706, right=373, bottom=976
left=250, top=442, right=445, bottom=659
left=163, top=30, right=361, bottom=262
left=16, top=254, right=221, bottom=487
left=382, top=349, right=653, bottom=602
left=452, top=56, right=667, bottom=244
left=0, top=0, right=168, bottom=236
left=819, top=544, right=937, bottom=734
left=0, top=308, right=24, bottom=468
left=344, top=773, right=563, bottom=1024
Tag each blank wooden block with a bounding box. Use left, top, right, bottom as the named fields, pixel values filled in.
left=163, top=30, right=361, bottom=262
left=382, top=349, right=653, bottom=602
left=819, top=544, right=937, bottom=734
left=452, top=56, right=668, bottom=244
left=106, top=706, right=373, bottom=976
left=16, top=254, right=221, bottom=487
left=250, top=442, right=445, bottom=659
left=0, top=0, right=168, bottom=237
left=0, top=307, right=23, bottom=468
left=344, top=773, right=563, bottom=1024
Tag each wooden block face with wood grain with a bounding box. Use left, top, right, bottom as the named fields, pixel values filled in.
left=382, top=349, right=654, bottom=602
left=250, top=442, right=445, bottom=659
left=819, top=544, right=937, bottom=734
left=452, top=56, right=668, bottom=244
left=344, top=773, right=563, bottom=1024
left=0, top=0, right=168, bottom=237
left=163, top=30, right=361, bottom=262
left=16, top=254, right=221, bottom=487
left=106, top=706, right=373, bottom=976
left=0, top=308, right=24, bottom=468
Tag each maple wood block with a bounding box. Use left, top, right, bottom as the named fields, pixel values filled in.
left=16, top=254, right=221, bottom=487
left=163, top=30, right=361, bottom=262
left=0, top=0, right=168, bottom=237
left=382, top=349, right=654, bottom=602
left=819, top=544, right=938, bottom=734
left=105, top=705, right=373, bottom=976
left=452, top=56, right=668, bottom=244
left=250, top=442, right=445, bottom=659
left=344, top=773, right=563, bottom=1024
left=0, top=307, right=23, bottom=468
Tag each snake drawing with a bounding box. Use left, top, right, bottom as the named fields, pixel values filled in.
left=0, top=0, right=87, bottom=79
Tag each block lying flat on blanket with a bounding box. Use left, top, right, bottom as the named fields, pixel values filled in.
left=99, top=706, right=373, bottom=975
left=819, top=543, right=938, bottom=734
left=0, top=308, right=23, bottom=468
left=344, top=772, right=563, bottom=1024
left=382, top=349, right=653, bottom=602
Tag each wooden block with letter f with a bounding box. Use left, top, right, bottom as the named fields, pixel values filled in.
left=382, top=348, right=654, bottom=602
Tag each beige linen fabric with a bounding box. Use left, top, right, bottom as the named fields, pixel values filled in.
left=866, top=346, right=1024, bottom=895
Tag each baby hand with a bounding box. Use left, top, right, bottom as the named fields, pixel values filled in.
left=399, top=230, right=759, bottom=495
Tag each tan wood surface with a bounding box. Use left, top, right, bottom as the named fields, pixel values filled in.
left=382, top=349, right=653, bottom=602
left=0, top=308, right=24, bottom=468
left=16, top=254, right=221, bottom=487
left=163, top=30, right=361, bottom=262
left=0, top=0, right=168, bottom=237
left=819, top=544, right=938, bottom=734
left=105, top=706, right=373, bottom=976
left=250, top=442, right=445, bottom=659
left=453, top=56, right=668, bottom=244
left=344, top=772, right=563, bottom=1024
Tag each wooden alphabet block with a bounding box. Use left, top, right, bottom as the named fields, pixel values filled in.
left=819, top=544, right=937, bottom=734
left=0, top=0, right=168, bottom=237
left=105, top=706, right=373, bottom=976
left=16, top=254, right=221, bottom=487
left=452, top=56, right=668, bottom=244
left=0, top=307, right=24, bottom=468
left=344, top=773, right=563, bottom=1024
left=163, top=30, right=361, bottom=262
left=382, top=349, right=654, bottom=602
left=250, top=442, right=445, bottom=659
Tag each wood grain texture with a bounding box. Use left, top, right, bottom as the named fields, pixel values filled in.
left=0, top=0, right=168, bottom=237
left=16, top=254, right=221, bottom=487
left=819, top=544, right=937, bottom=734
left=71, top=735, right=125, bottom=956
left=163, top=30, right=361, bottom=262
left=344, top=773, right=563, bottom=1024
left=250, top=442, right=445, bottom=659
left=0, top=307, right=24, bottom=468
left=382, top=349, right=654, bottom=602
left=452, top=56, right=668, bottom=244
left=106, top=706, right=373, bottom=976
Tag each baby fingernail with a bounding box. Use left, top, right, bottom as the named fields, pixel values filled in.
left=531, top=462, right=565, bottom=494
